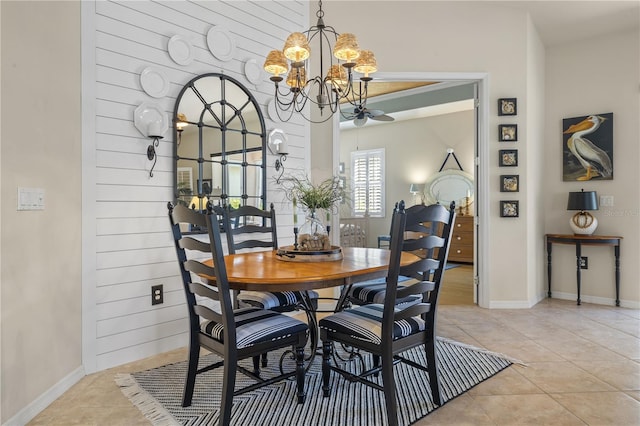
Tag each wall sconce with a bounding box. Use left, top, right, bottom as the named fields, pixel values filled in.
left=567, top=189, right=599, bottom=235
left=175, top=113, right=189, bottom=146
left=268, top=128, right=289, bottom=183
left=134, top=102, right=168, bottom=178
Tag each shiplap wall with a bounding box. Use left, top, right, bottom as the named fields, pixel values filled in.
left=86, top=0, right=310, bottom=371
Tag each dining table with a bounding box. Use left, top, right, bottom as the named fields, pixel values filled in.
left=202, top=246, right=420, bottom=368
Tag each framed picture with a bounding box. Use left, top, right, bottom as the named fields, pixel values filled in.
left=562, top=112, right=613, bottom=181
left=500, top=200, right=519, bottom=217
left=499, top=124, right=518, bottom=141
left=499, top=149, right=518, bottom=167
left=500, top=175, right=519, bottom=192
left=498, top=98, right=517, bottom=116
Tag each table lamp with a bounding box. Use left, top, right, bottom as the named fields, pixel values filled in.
left=567, top=189, right=598, bottom=235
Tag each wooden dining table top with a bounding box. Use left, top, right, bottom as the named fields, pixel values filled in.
left=203, top=247, right=420, bottom=292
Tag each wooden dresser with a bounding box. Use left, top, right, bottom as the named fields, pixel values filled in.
left=448, top=215, right=474, bottom=263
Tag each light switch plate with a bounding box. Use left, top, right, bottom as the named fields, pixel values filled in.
left=17, top=187, right=45, bottom=211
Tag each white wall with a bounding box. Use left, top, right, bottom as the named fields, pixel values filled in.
left=319, top=1, right=536, bottom=307
left=543, top=28, right=640, bottom=305
left=1, top=1, right=82, bottom=422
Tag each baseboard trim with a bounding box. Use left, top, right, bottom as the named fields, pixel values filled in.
left=549, top=291, right=639, bottom=309
left=4, top=366, right=85, bottom=426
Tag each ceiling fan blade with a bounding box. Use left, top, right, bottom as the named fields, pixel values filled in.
left=370, top=114, right=395, bottom=122
left=366, top=109, right=385, bottom=117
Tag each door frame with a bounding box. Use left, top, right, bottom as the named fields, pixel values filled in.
left=332, top=71, right=490, bottom=308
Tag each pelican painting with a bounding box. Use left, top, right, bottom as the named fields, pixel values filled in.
left=563, top=113, right=613, bottom=181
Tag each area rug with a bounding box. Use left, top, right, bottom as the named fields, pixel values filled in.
left=116, top=337, right=514, bottom=426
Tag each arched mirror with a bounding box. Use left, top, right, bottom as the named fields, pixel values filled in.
left=173, top=73, right=266, bottom=214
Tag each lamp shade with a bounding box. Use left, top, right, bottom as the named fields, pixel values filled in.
left=409, top=183, right=424, bottom=194
left=567, top=190, right=598, bottom=211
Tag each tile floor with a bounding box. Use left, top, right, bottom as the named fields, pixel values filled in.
left=28, top=298, right=639, bottom=425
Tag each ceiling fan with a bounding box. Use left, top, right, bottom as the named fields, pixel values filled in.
left=344, top=105, right=395, bottom=127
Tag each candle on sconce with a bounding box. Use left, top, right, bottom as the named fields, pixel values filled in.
left=293, top=196, right=298, bottom=226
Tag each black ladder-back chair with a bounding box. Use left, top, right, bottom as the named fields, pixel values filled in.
left=222, top=204, right=319, bottom=366
left=223, top=204, right=319, bottom=313
left=345, top=202, right=454, bottom=309
left=320, top=201, right=456, bottom=426
left=168, top=203, right=308, bottom=425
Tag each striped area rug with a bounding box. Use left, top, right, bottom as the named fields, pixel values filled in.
left=116, top=337, right=514, bottom=426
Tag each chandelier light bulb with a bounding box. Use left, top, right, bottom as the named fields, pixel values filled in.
left=283, top=32, right=310, bottom=62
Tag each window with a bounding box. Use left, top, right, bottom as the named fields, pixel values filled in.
left=351, top=148, right=385, bottom=217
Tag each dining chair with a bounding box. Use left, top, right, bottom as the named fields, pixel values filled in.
left=223, top=204, right=319, bottom=310
left=343, top=202, right=454, bottom=310
left=223, top=203, right=319, bottom=366
left=168, top=203, right=308, bottom=425
left=319, top=200, right=456, bottom=425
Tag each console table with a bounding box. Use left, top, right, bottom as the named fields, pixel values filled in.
left=546, top=234, right=622, bottom=306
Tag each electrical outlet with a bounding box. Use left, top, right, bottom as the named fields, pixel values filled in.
left=600, top=195, right=614, bottom=207
left=580, top=257, right=588, bottom=269
left=151, top=284, right=164, bottom=305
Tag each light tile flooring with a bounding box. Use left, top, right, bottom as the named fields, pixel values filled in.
left=29, top=298, right=639, bottom=425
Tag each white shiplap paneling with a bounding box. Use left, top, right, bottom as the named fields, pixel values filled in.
left=85, top=0, right=310, bottom=371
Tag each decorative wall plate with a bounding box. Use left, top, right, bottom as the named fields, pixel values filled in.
left=140, top=67, right=170, bottom=98
left=244, top=58, right=262, bottom=85
left=206, top=26, right=236, bottom=62
left=267, top=99, right=279, bottom=121
left=134, top=101, right=168, bottom=137
left=168, top=35, right=194, bottom=66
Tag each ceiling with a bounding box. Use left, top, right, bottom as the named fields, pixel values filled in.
left=490, top=0, right=639, bottom=47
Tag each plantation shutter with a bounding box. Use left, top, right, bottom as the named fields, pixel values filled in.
left=351, top=149, right=385, bottom=217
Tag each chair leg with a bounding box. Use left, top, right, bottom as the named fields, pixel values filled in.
left=219, top=352, right=237, bottom=426
left=295, top=345, right=306, bottom=404
left=322, top=340, right=332, bottom=397
left=261, top=352, right=268, bottom=368
left=381, top=348, right=398, bottom=426
left=182, top=339, right=200, bottom=407
left=372, top=354, right=380, bottom=377
left=425, top=329, right=442, bottom=406
left=252, top=355, right=261, bottom=374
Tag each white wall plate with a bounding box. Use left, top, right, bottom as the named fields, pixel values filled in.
left=207, top=26, right=236, bottom=62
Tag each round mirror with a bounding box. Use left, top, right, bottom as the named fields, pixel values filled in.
left=173, top=73, right=266, bottom=213
left=424, top=169, right=474, bottom=208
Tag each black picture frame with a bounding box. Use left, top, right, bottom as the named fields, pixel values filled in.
left=498, top=98, right=517, bottom=116
left=500, top=200, right=519, bottom=217
left=500, top=175, right=519, bottom=192
left=499, top=149, right=518, bottom=167
left=499, top=124, right=518, bottom=141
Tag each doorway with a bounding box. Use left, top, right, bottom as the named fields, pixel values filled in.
left=332, top=72, right=490, bottom=307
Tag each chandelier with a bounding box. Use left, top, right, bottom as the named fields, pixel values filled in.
left=263, top=0, right=378, bottom=123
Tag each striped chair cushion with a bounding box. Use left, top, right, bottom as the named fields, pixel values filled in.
left=201, top=307, right=308, bottom=349
left=319, top=304, right=425, bottom=345
left=238, top=290, right=319, bottom=310
left=348, top=276, right=421, bottom=307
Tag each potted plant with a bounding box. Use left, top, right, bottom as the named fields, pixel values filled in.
left=280, top=175, right=345, bottom=250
